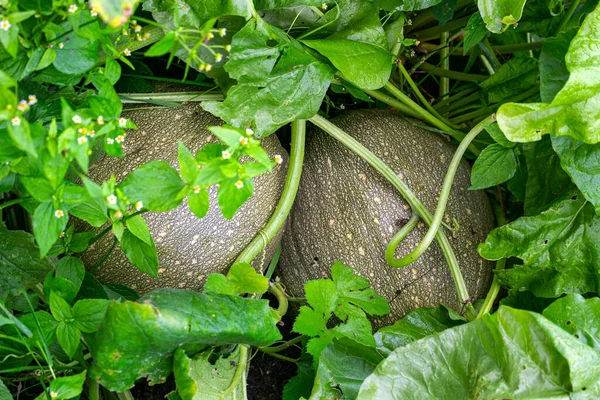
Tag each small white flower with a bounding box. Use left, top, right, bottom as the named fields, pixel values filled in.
left=18, top=100, right=29, bottom=111
left=214, top=53, right=222, bottom=62
left=143, top=32, right=150, bottom=41
left=123, top=48, right=131, bottom=56
left=245, top=128, right=254, bottom=136
left=58, top=42, right=64, bottom=49
left=239, top=136, right=248, bottom=145
left=107, top=194, right=117, bottom=205
left=97, top=115, right=105, bottom=125
left=122, top=29, right=128, bottom=36
left=222, top=150, right=231, bottom=160
left=135, top=201, right=143, bottom=211
left=136, top=33, right=142, bottom=41
left=77, top=136, right=88, bottom=144
left=72, top=115, right=82, bottom=124
left=107, top=137, right=115, bottom=144
left=199, top=64, right=206, bottom=71
left=28, top=95, right=37, bottom=105
left=274, top=154, right=283, bottom=165
left=59, top=231, right=65, bottom=238
left=322, top=3, right=328, bottom=10
left=88, top=130, right=95, bottom=137
left=339, top=104, right=345, bottom=110
left=193, top=185, right=201, bottom=194
left=234, top=180, right=244, bottom=189
left=54, top=210, right=64, bottom=218
left=205, top=64, right=212, bottom=72
left=225, top=44, right=232, bottom=52
left=207, top=32, right=214, bottom=40
left=49, top=391, right=58, bottom=399
left=68, top=4, right=78, bottom=13
left=35, top=14, right=41, bottom=18
left=11, top=116, right=21, bottom=126
left=91, top=7, right=98, bottom=16
left=115, top=135, right=125, bottom=143
left=134, top=25, right=142, bottom=32
left=114, top=210, right=123, bottom=219
left=219, top=28, right=227, bottom=37
left=118, top=117, right=127, bottom=127
left=0, top=20, right=11, bottom=31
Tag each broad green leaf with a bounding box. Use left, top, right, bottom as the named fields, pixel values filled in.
left=119, top=230, right=159, bottom=278
left=0, top=379, right=11, bottom=399
left=33, top=202, right=68, bottom=257
left=331, top=262, right=389, bottom=318
left=45, top=274, right=78, bottom=304
left=479, top=191, right=600, bottom=297
left=543, top=294, right=600, bottom=351
left=522, top=137, right=572, bottom=215
left=52, top=31, right=99, bottom=75
left=497, top=4, right=600, bottom=143
left=90, top=0, right=141, bottom=27
left=48, top=371, right=87, bottom=399
left=540, top=28, right=578, bottom=103
left=120, top=160, right=186, bottom=212
left=0, top=224, right=52, bottom=296
left=432, top=0, right=457, bottom=25
left=208, top=126, right=245, bottom=148
left=381, top=0, right=442, bottom=11
left=357, top=307, right=600, bottom=399
left=125, top=214, right=153, bottom=246
left=470, top=144, right=517, bottom=189
left=477, top=0, right=527, bottom=33
left=173, top=346, right=246, bottom=400
left=144, top=0, right=252, bottom=30
left=103, top=284, right=140, bottom=301
left=255, top=0, right=321, bottom=8
left=104, top=58, right=122, bottom=85
left=217, top=177, right=254, bottom=219
left=500, top=290, right=556, bottom=313
left=486, top=122, right=515, bottom=148
left=13, top=311, right=57, bottom=346
left=7, top=117, right=36, bottom=157
left=553, top=136, right=600, bottom=214
left=374, top=305, right=465, bottom=356
left=203, top=274, right=236, bottom=296
left=50, top=292, right=72, bottom=321
left=56, top=321, right=81, bottom=359
left=204, top=263, right=269, bottom=295
left=89, top=289, right=281, bottom=391
left=188, top=189, right=209, bottom=218
left=69, top=196, right=108, bottom=227
left=55, top=256, right=85, bottom=293
left=309, top=338, right=383, bottom=400
left=479, top=57, right=538, bottom=103
left=178, top=141, right=199, bottom=184
left=72, top=299, right=110, bottom=333
left=145, top=31, right=176, bottom=57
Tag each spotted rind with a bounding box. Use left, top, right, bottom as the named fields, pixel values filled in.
left=81, top=103, right=288, bottom=294
left=279, top=109, right=495, bottom=324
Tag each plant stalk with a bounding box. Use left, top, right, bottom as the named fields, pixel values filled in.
left=554, top=0, right=581, bottom=35
left=417, top=62, right=488, bottom=82
left=309, top=114, right=476, bottom=320
left=235, top=120, right=306, bottom=264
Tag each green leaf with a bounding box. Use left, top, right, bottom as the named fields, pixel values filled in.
left=104, top=58, right=122, bottom=85
left=50, top=292, right=72, bottom=321
left=294, top=307, right=328, bottom=337
left=52, top=31, right=99, bottom=75
left=523, top=137, right=572, bottom=215
left=310, top=338, right=384, bottom=400
left=144, top=0, right=252, bottom=30
left=543, top=294, right=600, bottom=351
left=374, top=305, right=465, bottom=356
left=48, top=371, right=86, bottom=399
left=497, top=4, right=600, bottom=143
left=72, top=299, right=110, bottom=333
left=203, top=274, right=236, bottom=295
left=357, top=307, right=600, bottom=399
left=120, top=160, right=186, bottom=212
left=173, top=346, right=246, bottom=400
left=203, top=19, right=335, bottom=137
left=0, top=224, right=52, bottom=296
left=381, top=0, right=442, bottom=11
left=178, top=141, right=199, bottom=184
left=470, top=144, right=517, bottom=189
left=7, top=117, right=36, bottom=157
left=56, top=321, right=81, bottom=359
left=479, top=57, right=538, bottom=103
left=217, top=178, right=254, bottom=219
left=204, top=263, right=269, bottom=295
left=125, top=214, right=153, bottom=247
left=33, top=202, right=68, bottom=258
left=478, top=191, right=600, bottom=297
left=0, top=378, right=11, bottom=400
left=283, top=347, right=314, bottom=400
left=432, top=0, right=457, bottom=25
left=331, top=262, right=389, bottom=317
left=145, top=31, right=176, bottom=57
left=486, top=122, right=515, bottom=148
left=55, top=256, right=85, bottom=293
left=89, top=289, right=281, bottom=391
left=477, top=0, right=527, bottom=33
left=119, top=230, right=159, bottom=278
left=0, top=18, right=19, bottom=57
left=540, top=28, right=578, bottom=103
left=188, top=188, right=209, bottom=218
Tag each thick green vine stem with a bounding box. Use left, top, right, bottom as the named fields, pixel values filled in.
left=268, top=282, right=289, bottom=318
left=120, top=92, right=223, bottom=103
left=476, top=201, right=508, bottom=319
left=309, top=115, right=476, bottom=320
left=234, top=120, right=306, bottom=265
left=385, top=213, right=419, bottom=265
left=385, top=115, right=494, bottom=270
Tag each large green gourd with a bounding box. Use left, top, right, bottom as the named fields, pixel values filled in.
left=81, top=103, right=288, bottom=294
left=279, top=109, right=495, bottom=323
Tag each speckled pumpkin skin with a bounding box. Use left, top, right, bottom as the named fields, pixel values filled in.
left=81, top=103, right=288, bottom=294
left=279, top=109, right=495, bottom=324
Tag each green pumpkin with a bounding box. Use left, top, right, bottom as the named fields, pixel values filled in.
left=81, top=103, right=288, bottom=294
left=279, top=109, right=495, bottom=323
